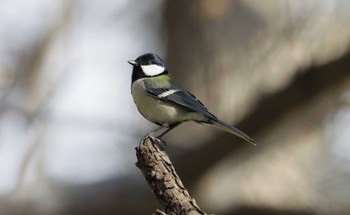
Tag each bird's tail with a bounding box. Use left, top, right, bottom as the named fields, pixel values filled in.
left=209, top=118, right=256, bottom=146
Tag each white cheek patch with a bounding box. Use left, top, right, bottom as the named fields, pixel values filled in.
left=141, top=64, right=165, bottom=76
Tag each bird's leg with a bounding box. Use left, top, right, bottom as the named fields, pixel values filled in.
left=156, top=124, right=179, bottom=139
left=144, top=125, right=166, bottom=150
left=148, top=126, right=164, bottom=137
left=145, top=124, right=179, bottom=150
left=143, top=126, right=166, bottom=149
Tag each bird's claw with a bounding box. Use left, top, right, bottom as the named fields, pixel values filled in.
left=145, top=133, right=167, bottom=150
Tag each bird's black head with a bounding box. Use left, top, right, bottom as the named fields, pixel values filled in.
left=128, top=53, right=169, bottom=83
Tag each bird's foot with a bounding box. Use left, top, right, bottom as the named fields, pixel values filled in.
left=145, top=133, right=167, bottom=150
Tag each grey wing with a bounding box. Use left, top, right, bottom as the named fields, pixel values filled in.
left=146, top=87, right=217, bottom=120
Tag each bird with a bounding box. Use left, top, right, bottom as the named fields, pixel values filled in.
left=128, top=53, right=256, bottom=145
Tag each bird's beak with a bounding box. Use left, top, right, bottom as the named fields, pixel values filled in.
left=128, top=60, right=138, bottom=66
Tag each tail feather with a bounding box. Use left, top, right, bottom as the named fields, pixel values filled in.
left=210, top=118, right=256, bottom=146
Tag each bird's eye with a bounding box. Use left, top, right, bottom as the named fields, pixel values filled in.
left=147, top=61, right=152, bottom=65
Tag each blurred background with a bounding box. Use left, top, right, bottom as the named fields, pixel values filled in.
left=1, top=0, right=350, bottom=214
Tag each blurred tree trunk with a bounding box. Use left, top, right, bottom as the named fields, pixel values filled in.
left=163, top=0, right=350, bottom=214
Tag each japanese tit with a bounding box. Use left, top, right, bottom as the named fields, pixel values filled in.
left=128, top=53, right=256, bottom=145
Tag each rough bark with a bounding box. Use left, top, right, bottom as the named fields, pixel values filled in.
left=136, top=136, right=209, bottom=215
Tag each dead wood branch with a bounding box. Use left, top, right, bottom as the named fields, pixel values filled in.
left=136, top=136, right=209, bottom=215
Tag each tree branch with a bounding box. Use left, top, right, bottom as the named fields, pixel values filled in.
left=136, top=136, right=209, bottom=215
